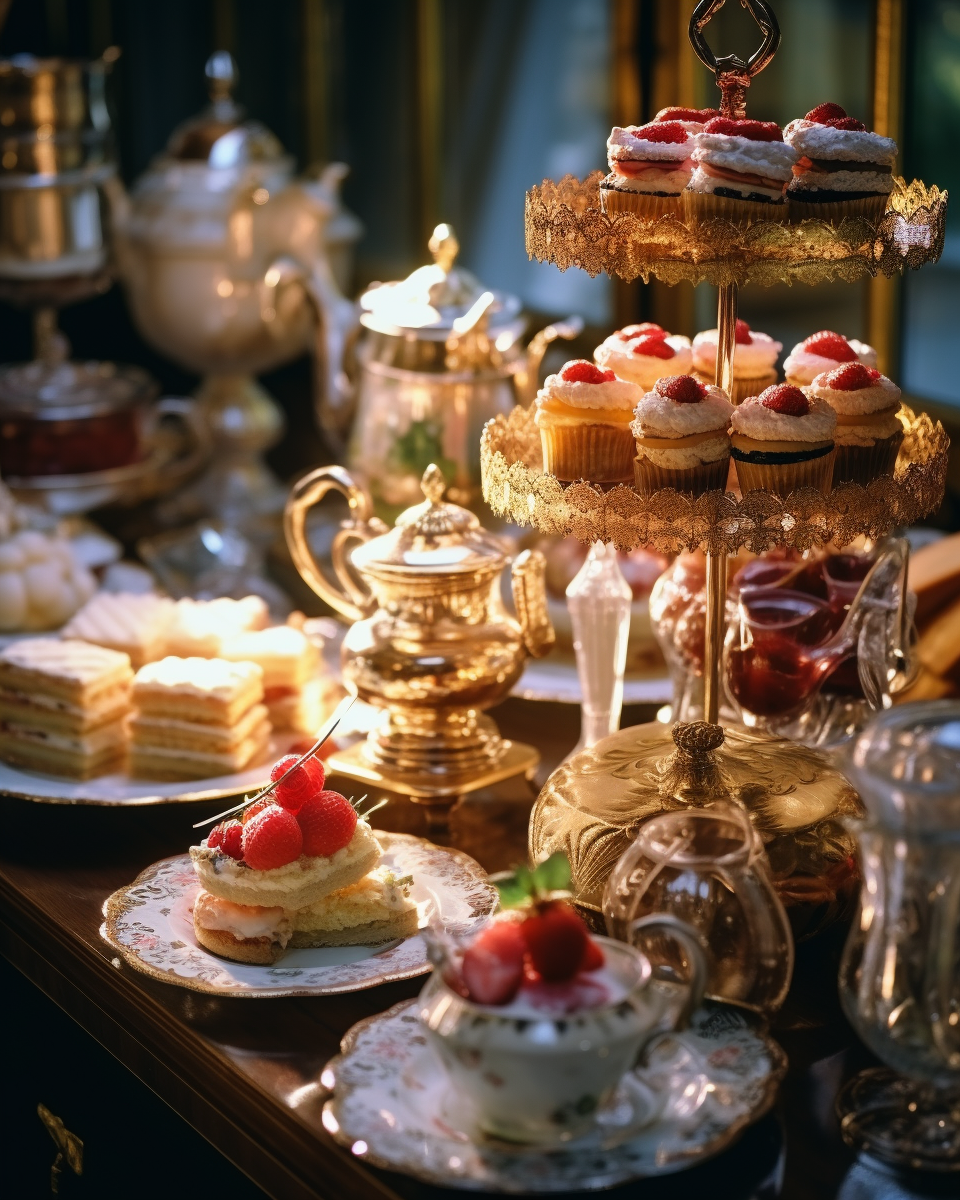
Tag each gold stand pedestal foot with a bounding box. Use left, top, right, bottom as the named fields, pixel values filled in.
left=327, top=738, right=541, bottom=842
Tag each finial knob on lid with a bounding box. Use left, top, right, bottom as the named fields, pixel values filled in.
left=428, top=223, right=459, bottom=273
left=420, top=463, right=446, bottom=504
left=672, top=721, right=725, bottom=755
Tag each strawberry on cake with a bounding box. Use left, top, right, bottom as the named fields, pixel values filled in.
left=601, top=120, right=694, bottom=218
left=730, top=383, right=837, bottom=495
left=692, top=319, right=781, bottom=404
left=783, top=330, right=877, bottom=386
left=808, top=362, right=903, bottom=485
left=594, top=325, right=693, bottom=389
left=652, top=105, right=719, bottom=134
left=534, top=359, right=642, bottom=482
left=686, top=117, right=799, bottom=225
left=784, top=102, right=897, bottom=222
left=631, top=374, right=733, bottom=495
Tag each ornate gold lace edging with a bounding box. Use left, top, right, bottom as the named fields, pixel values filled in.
left=525, top=174, right=947, bottom=286
left=480, top=404, right=949, bottom=554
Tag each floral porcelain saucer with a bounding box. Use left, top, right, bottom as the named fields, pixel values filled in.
left=320, top=997, right=786, bottom=1193
left=100, top=832, right=496, bottom=997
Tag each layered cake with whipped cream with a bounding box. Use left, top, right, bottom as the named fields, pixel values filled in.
left=594, top=324, right=693, bottom=389
left=189, top=753, right=412, bottom=964
left=692, top=319, right=782, bottom=404
left=0, top=638, right=133, bottom=778
left=686, top=117, right=799, bottom=224
left=730, top=384, right=837, bottom=495
left=808, top=362, right=903, bottom=485
left=784, top=102, right=897, bottom=222
left=129, top=656, right=271, bottom=780
left=631, top=375, right=733, bottom=495
left=534, top=360, right=642, bottom=482
left=783, top=330, right=876, bottom=386
left=601, top=120, right=694, bottom=218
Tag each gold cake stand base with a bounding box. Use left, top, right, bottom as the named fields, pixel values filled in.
left=327, top=738, right=540, bottom=835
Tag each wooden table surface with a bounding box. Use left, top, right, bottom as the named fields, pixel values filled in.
left=0, top=698, right=942, bottom=1200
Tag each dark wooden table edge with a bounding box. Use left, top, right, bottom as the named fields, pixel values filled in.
left=0, top=871, right=401, bottom=1200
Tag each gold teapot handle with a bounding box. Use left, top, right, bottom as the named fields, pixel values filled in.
left=511, top=549, right=555, bottom=659
left=283, top=465, right=384, bottom=623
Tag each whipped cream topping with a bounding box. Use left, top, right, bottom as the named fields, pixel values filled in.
left=632, top=383, right=733, bottom=438
left=607, top=125, right=692, bottom=162
left=783, top=338, right=876, bottom=383
left=193, top=892, right=293, bottom=945
left=809, top=371, right=901, bottom=416
left=783, top=119, right=897, bottom=165
left=604, top=166, right=692, bottom=195
left=692, top=328, right=781, bottom=376
left=730, top=393, right=837, bottom=443
left=536, top=372, right=641, bottom=411
left=692, top=132, right=799, bottom=180
left=595, top=335, right=693, bottom=387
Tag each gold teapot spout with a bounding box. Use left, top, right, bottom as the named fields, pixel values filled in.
left=511, top=549, right=555, bottom=659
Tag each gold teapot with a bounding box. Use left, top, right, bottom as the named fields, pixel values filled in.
left=285, top=463, right=554, bottom=782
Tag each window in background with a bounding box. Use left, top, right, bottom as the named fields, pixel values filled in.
left=901, top=0, right=960, bottom=405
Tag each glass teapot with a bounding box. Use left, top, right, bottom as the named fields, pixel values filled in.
left=284, top=463, right=555, bottom=776
left=347, top=223, right=582, bottom=520
left=837, top=702, right=960, bottom=1171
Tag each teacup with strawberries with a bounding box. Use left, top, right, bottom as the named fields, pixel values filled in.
left=419, top=854, right=707, bottom=1146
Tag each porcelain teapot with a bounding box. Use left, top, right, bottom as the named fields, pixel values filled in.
left=285, top=463, right=554, bottom=775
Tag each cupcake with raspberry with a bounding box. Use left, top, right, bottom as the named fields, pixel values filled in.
left=534, top=359, right=642, bottom=482
left=784, top=102, right=897, bottom=223
left=808, top=362, right=903, bottom=485
left=730, top=384, right=837, bottom=495
left=685, top=117, right=799, bottom=225
left=653, top=105, right=720, bottom=134
left=601, top=120, right=695, bottom=218
left=594, top=326, right=693, bottom=389
left=783, top=330, right=876, bottom=387
left=631, top=374, right=733, bottom=495
left=692, top=319, right=782, bottom=403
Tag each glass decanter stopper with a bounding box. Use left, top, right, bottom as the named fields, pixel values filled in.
left=566, top=541, right=631, bottom=753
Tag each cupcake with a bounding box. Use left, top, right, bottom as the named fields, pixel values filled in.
left=535, top=359, right=642, bottom=483
left=692, top=318, right=782, bottom=403
left=685, top=117, right=799, bottom=225
left=808, top=362, right=903, bottom=485
left=783, top=330, right=876, bottom=386
left=631, top=374, right=733, bottom=495
left=730, top=384, right=837, bottom=495
left=601, top=121, right=694, bottom=218
left=784, top=102, right=897, bottom=223
left=595, top=328, right=692, bottom=389
left=653, top=106, right=720, bottom=134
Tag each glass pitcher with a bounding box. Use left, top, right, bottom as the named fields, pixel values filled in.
left=837, top=702, right=960, bottom=1171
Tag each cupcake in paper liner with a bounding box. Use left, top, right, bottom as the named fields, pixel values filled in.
left=691, top=319, right=781, bottom=404
left=535, top=360, right=642, bottom=482
left=808, top=362, right=904, bottom=485
left=631, top=374, right=733, bottom=496
left=784, top=102, right=896, bottom=224
left=684, top=117, right=798, bottom=225
left=595, top=325, right=692, bottom=390
left=730, top=384, right=837, bottom=496
left=601, top=121, right=694, bottom=220
left=783, top=330, right=876, bottom=386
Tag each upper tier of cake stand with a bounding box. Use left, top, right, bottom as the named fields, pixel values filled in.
left=526, top=174, right=947, bottom=288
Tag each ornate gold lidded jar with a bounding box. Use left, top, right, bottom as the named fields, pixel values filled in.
left=286, top=464, right=555, bottom=785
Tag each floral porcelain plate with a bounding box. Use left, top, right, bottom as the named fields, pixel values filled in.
left=320, top=998, right=786, bottom=1192
left=100, top=832, right=496, bottom=997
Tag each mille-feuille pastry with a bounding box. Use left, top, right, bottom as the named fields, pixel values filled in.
left=129, top=656, right=271, bottom=780
left=61, top=591, right=175, bottom=669
left=219, top=625, right=336, bottom=734
left=262, top=676, right=342, bottom=735
left=0, top=638, right=133, bottom=778
left=164, top=595, right=269, bottom=658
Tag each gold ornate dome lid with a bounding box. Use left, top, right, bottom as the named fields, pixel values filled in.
left=360, top=223, right=521, bottom=340
left=350, top=465, right=508, bottom=575
left=164, top=51, right=286, bottom=167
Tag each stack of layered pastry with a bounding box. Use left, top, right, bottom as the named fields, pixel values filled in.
left=190, top=754, right=418, bottom=964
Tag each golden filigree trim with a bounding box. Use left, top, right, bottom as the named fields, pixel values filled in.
left=480, top=404, right=949, bottom=554
left=525, top=174, right=947, bottom=286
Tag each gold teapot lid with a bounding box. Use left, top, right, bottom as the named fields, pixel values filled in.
left=350, top=465, right=508, bottom=575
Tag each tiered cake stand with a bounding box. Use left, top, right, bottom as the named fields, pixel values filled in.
left=480, top=0, right=949, bottom=929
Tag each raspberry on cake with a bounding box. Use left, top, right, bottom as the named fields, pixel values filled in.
left=595, top=325, right=692, bottom=388
left=691, top=319, right=782, bottom=403
left=601, top=120, right=695, bottom=218
left=783, top=330, right=877, bottom=385
left=653, top=105, right=719, bottom=133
